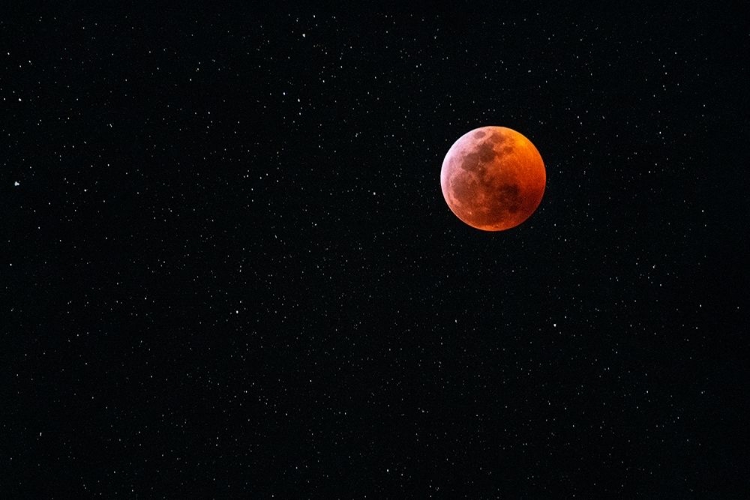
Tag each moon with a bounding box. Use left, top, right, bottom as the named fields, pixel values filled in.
left=440, top=126, right=546, bottom=231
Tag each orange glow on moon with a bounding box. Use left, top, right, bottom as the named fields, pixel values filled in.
left=440, top=126, right=546, bottom=231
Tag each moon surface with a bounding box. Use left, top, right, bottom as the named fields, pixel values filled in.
left=440, top=126, right=546, bottom=231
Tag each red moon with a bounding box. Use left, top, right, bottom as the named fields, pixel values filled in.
left=440, top=126, right=546, bottom=231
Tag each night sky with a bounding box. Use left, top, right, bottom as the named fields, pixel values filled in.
left=2, top=3, right=748, bottom=498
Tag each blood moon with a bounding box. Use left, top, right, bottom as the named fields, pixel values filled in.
left=440, top=126, right=546, bottom=231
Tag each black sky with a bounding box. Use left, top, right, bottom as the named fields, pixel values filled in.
left=2, top=3, right=748, bottom=498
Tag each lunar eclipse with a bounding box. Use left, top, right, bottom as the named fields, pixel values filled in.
left=440, top=126, right=546, bottom=231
